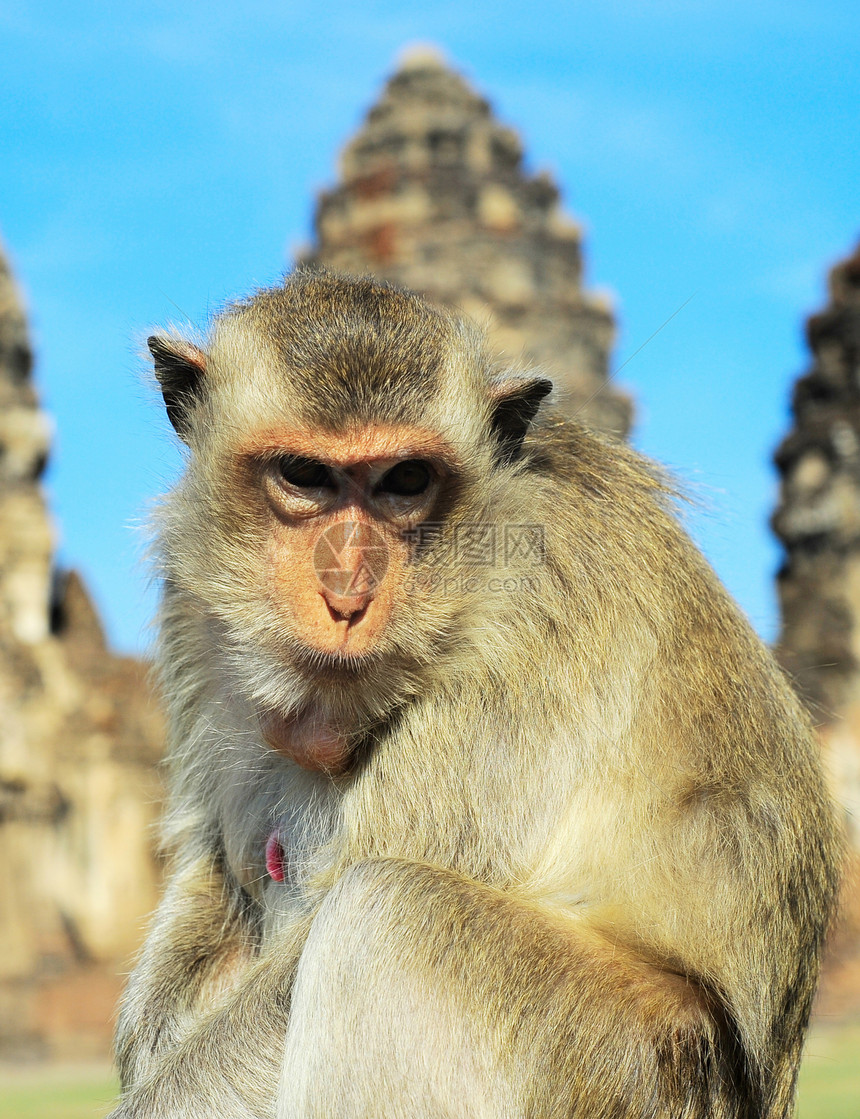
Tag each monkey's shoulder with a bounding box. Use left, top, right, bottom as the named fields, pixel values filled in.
left=525, top=416, right=676, bottom=514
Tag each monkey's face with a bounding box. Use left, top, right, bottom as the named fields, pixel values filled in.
left=177, top=417, right=464, bottom=776
left=150, top=273, right=552, bottom=770
left=238, top=421, right=457, bottom=662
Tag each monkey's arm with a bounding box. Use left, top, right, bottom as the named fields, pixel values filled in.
left=281, top=858, right=756, bottom=1119
left=111, top=854, right=737, bottom=1119
left=114, top=845, right=258, bottom=1091
left=111, top=848, right=795, bottom=1119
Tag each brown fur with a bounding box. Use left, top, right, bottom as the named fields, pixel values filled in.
left=109, top=269, right=840, bottom=1118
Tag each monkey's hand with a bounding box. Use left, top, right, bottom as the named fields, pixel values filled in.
left=114, top=847, right=257, bottom=1091
left=109, top=931, right=310, bottom=1119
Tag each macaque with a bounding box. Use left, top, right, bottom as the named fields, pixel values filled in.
left=111, top=270, right=839, bottom=1119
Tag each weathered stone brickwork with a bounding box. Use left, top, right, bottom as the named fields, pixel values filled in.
left=304, top=48, right=632, bottom=438
left=774, top=241, right=860, bottom=722
left=0, top=239, right=163, bottom=1060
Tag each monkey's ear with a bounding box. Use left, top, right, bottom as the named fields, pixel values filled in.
left=148, top=336, right=207, bottom=441
left=488, top=376, right=553, bottom=464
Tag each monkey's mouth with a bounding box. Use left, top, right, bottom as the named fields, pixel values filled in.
left=323, top=598, right=369, bottom=629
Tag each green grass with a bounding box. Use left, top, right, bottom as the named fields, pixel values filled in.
left=0, top=1024, right=856, bottom=1118
left=796, top=1022, right=860, bottom=1119
left=0, top=1066, right=118, bottom=1119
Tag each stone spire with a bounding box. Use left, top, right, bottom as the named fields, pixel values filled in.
left=304, top=49, right=632, bottom=437
left=773, top=240, right=860, bottom=716
left=0, top=241, right=53, bottom=645
left=0, top=237, right=164, bottom=1060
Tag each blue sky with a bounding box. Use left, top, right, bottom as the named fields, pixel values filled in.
left=1, top=1, right=858, bottom=652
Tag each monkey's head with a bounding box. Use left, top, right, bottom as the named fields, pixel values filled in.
left=151, top=271, right=551, bottom=754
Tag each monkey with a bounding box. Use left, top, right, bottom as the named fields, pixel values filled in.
left=109, top=269, right=840, bottom=1119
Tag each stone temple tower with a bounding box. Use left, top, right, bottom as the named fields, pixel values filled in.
left=304, top=47, right=632, bottom=438
left=773, top=241, right=860, bottom=719
left=773, top=240, right=860, bottom=869
left=0, top=238, right=163, bottom=1059
left=0, top=243, right=52, bottom=647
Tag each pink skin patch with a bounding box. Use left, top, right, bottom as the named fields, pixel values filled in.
left=265, top=830, right=286, bottom=883
left=259, top=708, right=352, bottom=776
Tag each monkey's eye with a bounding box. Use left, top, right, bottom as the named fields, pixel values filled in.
left=378, top=460, right=432, bottom=497
left=277, top=456, right=334, bottom=489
